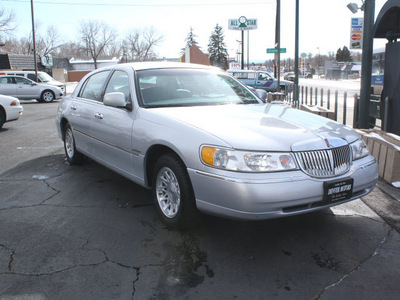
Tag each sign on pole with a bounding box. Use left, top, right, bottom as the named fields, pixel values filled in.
left=228, top=17, right=257, bottom=30
left=267, top=48, right=286, bottom=54
left=350, top=17, right=363, bottom=49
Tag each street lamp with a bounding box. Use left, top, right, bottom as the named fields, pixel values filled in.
left=347, top=0, right=375, bottom=129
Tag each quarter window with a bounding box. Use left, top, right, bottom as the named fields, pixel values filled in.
left=79, top=71, right=110, bottom=101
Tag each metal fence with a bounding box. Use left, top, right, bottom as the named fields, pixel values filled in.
left=283, top=86, right=361, bottom=129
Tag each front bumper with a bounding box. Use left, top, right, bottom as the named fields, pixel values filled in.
left=188, top=155, right=378, bottom=220
left=6, top=105, right=23, bottom=122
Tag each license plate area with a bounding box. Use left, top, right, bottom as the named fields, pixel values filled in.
left=323, top=178, right=354, bottom=202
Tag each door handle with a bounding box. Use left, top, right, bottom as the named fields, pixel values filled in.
left=71, top=105, right=77, bottom=110
left=95, top=113, right=104, bottom=119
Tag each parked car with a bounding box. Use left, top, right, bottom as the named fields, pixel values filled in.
left=0, top=94, right=23, bottom=129
left=0, top=75, right=63, bottom=103
left=227, top=69, right=294, bottom=92
left=56, top=62, right=378, bottom=226
left=283, top=72, right=295, bottom=81
left=0, top=71, right=65, bottom=93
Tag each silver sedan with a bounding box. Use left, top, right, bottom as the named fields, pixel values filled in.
left=0, top=75, right=63, bottom=103
left=56, top=62, right=378, bottom=226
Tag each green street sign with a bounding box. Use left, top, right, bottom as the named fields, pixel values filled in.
left=267, top=48, right=287, bottom=54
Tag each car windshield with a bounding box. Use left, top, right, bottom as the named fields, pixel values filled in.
left=38, top=72, right=54, bottom=82
left=137, top=68, right=261, bottom=108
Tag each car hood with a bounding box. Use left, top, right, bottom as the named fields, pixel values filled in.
left=151, top=104, right=359, bottom=151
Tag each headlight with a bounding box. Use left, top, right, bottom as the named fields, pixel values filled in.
left=351, top=139, right=369, bottom=160
left=10, top=100, right=20, bottom=106
left=201, top=146, right=298, bottom=172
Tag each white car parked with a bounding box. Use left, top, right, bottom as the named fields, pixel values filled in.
left=0, top=75, right=63, bottom=103
left=0, top=94, right=23, bottom=129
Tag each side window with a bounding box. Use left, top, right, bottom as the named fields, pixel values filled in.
left=0, top=77, right=10, bottom=84
left=15, top=77, right=31, bottom=85
left=258, top=73, right=271, bottom=81
left=79, top=71, right=110, bottom=101
left=104, top=70, right=130, bottom=102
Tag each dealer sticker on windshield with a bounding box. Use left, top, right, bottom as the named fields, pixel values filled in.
left=323, top=178, right=354, bottom=202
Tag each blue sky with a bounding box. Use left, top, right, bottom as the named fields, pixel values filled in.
left=2, top=0, right=388, bottom=61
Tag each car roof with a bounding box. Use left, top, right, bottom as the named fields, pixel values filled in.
left=123, top=62, right=219, bottom=71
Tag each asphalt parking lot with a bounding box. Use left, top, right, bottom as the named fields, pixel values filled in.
left=0, top=99, right=400, bottom=299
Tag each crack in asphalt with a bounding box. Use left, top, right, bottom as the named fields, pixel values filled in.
left=312, top=227, right=394, bottom=299
left=0, top=243, right=15, bottom=272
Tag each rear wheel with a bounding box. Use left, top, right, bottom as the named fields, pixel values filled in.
left=41, top=90, right=55, bottom=103
left=64, top=123, right=85, bottom=165
left=152, top=154, right=197, bottom=227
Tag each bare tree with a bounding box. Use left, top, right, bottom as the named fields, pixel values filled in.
left=123, top=27, right=163, bottom=61
left=142, top=27, right=163, bottom=60
left=56, top=41, right=87, bottom=58
left=80, top=20, right=116, bottom=69
left=37, top=26, right=63, bottom=56
left=0, top=7, right=16, bottom=39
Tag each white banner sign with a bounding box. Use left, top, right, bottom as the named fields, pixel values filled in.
left=228, top=17, right=257, bottom=30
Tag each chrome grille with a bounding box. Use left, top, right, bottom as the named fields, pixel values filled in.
left=294, top=145, right=351, bottom=178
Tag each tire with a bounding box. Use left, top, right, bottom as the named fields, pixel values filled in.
left=41, top=90, right=55, bottom=103
left=152, top=154, right=197, bottom=227
left=0, top=109, right=5, bottom=129
left=64, top=123, right=85, bottom=165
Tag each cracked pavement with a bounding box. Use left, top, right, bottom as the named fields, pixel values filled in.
left=1, top=102, right=400, bottom=299
left=0, top=156, right=399, bottom=299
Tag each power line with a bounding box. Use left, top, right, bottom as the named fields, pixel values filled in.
left=2, top=0, right=273, bottom=8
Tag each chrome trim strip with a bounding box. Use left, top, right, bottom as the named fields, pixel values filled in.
left=358, top=158, right=377, bottom=170
left=194, top=170, right=307, bottom=184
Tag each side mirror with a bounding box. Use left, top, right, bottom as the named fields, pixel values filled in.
left=103, top=92, right=131, bottom=109
left=31, top=82, right=37, bottom=86
left=255, top=89, right=267, bottom=102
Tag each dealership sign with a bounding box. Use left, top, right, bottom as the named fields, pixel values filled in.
left=350, top=17, right=363, bottom=49
left=228, top=16, right=257, bottom=30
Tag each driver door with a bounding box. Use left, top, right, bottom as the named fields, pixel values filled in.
left=15, top=77, right=41, bottom=99
left=90, top=70, right=135, bottom=176
left=257, top=72, right=276, bottom=91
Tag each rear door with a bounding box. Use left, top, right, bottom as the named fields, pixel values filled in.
left=68, top=70, right=111, bottom=154
left=0, top=77, right=17, bottom=97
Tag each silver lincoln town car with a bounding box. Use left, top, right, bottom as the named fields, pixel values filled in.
left=56, top=62, right=378, bottom=226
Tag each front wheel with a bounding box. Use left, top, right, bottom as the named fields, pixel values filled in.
left=41, top=90, right=55, bottom=103
left=152, top=154, right=197, bottom=227
left=64, top=123, right=84, bottom=165
left=0, top=109, right=5, bottom=129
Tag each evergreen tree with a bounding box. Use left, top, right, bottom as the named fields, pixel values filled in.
left=207, top=24, right=228, bottom=70
left=336, top=46, right=353, bottom=62
left=182, top=27, right=199, bottom=53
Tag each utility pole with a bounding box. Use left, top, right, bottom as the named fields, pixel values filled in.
left=294, top=0, right=300, bottom=106
left=358, top=0, right=375, bottom=128
left=275, top=0, right=281, bottom=90
left=241, top=30, right=245, bottom=69
left=30, top=0, right=38, bottom=82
